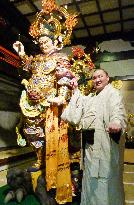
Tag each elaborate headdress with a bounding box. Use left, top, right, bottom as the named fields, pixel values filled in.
left=29, top=0, right=78, bottom=46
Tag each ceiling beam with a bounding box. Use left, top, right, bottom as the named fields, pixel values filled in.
left=118, top=0, right=123, bottom=32
left=95, top=0, right=106, bottom=33
left=72, top=0, right=93, bottom=39
left=82, top=4, right=134, bottom=18
left=72, top=30, right=134, bottom=46
left=74, top=18, right=134, bottom=30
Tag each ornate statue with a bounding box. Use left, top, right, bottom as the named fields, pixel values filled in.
left=13, top=0, right=78, bottom=203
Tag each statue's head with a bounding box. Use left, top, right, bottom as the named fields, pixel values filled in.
left=29, top=0, right=78, bottom=51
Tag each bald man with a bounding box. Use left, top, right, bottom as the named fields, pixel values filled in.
left=61, top=69, right=127, bottom=205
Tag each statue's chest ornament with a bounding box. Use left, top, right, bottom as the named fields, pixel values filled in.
left=33, top=58, right=57, bottom=74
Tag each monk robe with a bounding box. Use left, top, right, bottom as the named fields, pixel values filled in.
left=61, top=83, right=127, bottom=205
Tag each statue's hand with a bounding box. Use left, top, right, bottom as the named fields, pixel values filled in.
left=21, top=79, right=29, bottom=88
left=13, top=41, right=25, bottom=56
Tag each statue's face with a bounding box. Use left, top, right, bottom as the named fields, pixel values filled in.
left=38, top=36, right=55, bottom=54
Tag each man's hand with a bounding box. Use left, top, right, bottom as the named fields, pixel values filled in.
left=70, top=77, right=78, bottom=89
left=106, top=122, right=122, bottom=133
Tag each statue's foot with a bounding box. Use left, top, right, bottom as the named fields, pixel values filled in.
left=35, top=176, right=56, bottom=205
left=27, top=162, right=43, bottom=172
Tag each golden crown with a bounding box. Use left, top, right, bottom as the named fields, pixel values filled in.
left=29, top=0, right=78, bottom=46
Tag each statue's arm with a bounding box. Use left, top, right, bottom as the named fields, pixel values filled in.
left=13, top=41, right=33, bottom=72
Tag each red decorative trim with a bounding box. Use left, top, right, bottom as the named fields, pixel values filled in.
left=0, top=45, right=21, bottom=68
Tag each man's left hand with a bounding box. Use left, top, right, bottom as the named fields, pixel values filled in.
left=106, top=122, right=122, bottom=133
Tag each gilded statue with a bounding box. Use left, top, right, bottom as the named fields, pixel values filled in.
left=13, top=0, right=78, bottom=203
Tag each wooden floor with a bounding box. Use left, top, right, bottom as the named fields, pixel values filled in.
left=124, top=149, right=134, bottom=205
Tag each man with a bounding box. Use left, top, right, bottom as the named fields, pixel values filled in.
left=61, top=69, right=127, bottom=205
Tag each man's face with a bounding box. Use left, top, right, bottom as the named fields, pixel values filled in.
left=92, top=69, right=109, bottom=93
left=38, top=36, right=55, bottom=54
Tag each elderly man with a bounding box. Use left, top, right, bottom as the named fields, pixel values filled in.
left=61, top=69, right=127, bottom=205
